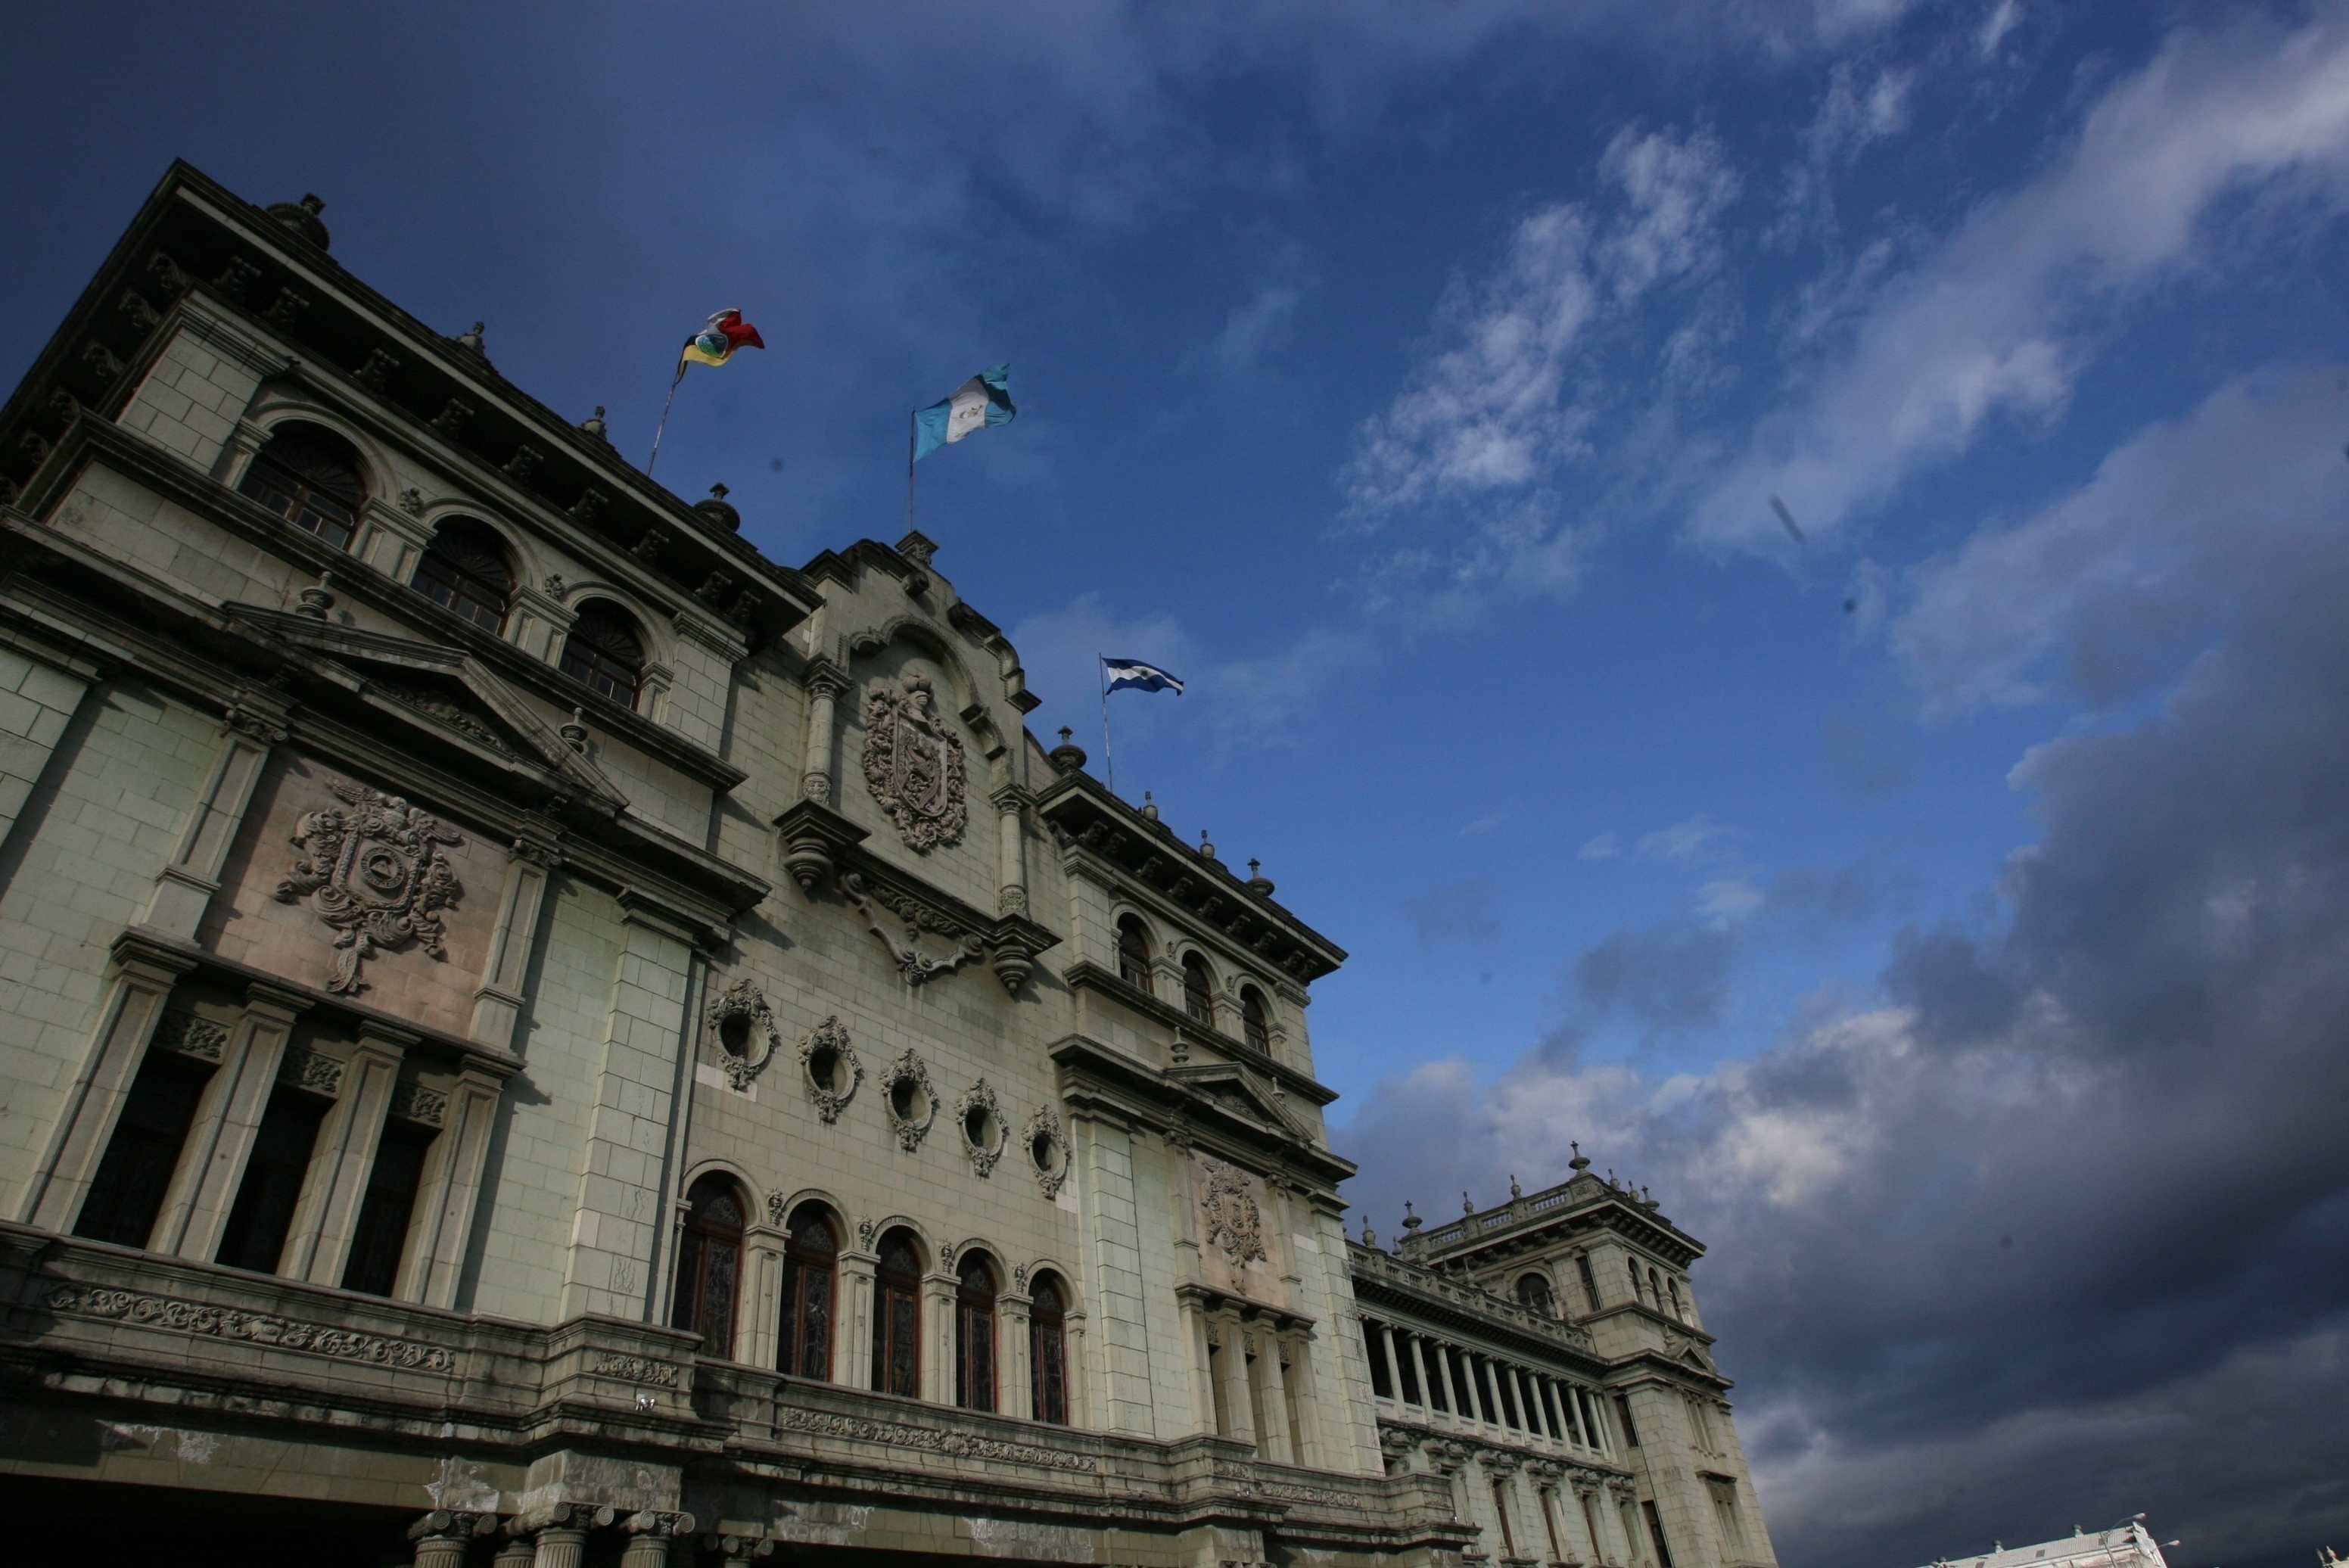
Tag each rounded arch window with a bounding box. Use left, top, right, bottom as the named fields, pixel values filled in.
left=1240, top=988, right=1271, bottom=1055
left=1116, top=916, right=1153, bottom=994
left=559, top=600, right=646, bottom=708
left=1030, top=1270, right=1070, bottom=1425
left=238, top=422, right=364, bottom=550
left=670, top=1173, right=746, bottom=1360
left=781, top=1201, right=839, bottom=1381
left=1515, top=1272, right=1554, bottom=1316
left=1182, top=953, right=1214, bottom=1024
left=410, top=518, right=514, bottom=631
left=955, top=1251, right=999, bottom=1412
left=871, top=1227, right=922, bottom=1397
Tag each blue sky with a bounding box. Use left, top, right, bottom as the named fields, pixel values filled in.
left=8, top=5, right=2349, bottom=1566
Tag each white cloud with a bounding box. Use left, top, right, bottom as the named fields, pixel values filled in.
left=1579, top=830, right=1623, bottom=860
left=1688, top=10, right=2349, bottom=551
left=1638, top=813, right=1737, bottom=862
left=1977, top=0, right=2023, bottom=60
left=1699, top=876, right=1766, bottom=922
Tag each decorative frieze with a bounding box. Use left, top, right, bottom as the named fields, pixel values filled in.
left=590, top=1352, right=679, bottom=1387
left=390, top=1080, right=449, bottom=1127
left=151, top=1011, right=229, bottom=1063
left=278, top=1047, right=345, bottom=1097
left=47, top=1285, right=456, bottom=1371
left=774, top=1407, right=1098, bottom=1473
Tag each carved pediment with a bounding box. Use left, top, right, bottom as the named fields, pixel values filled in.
left=1166, top=1060, right=1303, bottom=1140
left=224, top=609, right=627, bottom=811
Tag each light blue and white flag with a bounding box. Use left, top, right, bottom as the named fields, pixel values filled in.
left=1103, top=658, right=1184, bottom=695
left=913, top=362, right=1016, bottom=460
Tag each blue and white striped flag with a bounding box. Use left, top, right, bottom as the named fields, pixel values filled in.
left=1103, top=658, right=1184, bottom=695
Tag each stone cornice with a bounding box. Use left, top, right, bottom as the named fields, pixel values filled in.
left=1062, top=960, right=1339, bottom=1107
left=0, top=162, right=822, bottom=642
left=1409, top=1171, right=1706, bottom=1271
left=1049, top=1033, right=1355, bottom=1190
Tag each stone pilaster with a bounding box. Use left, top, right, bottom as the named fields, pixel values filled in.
left=836, top=1245, right=877, bottom=1387
left=1000, top=1287, right=1034, bottom=1420
left=1254, top=1325, right=1296, bottom=1463
left=1211, top=1310, right=1255, bottom=1447
left=143, top=708, right=279, bottom=937
left=151, top=983, right=310, bottom=1260
left=920, top=1268, right=958, bottom=1406
left=471, top=833, right=559, bottom=1049
left=401, top=1061, right=504, bottom=1306
left=993, top=786, right=1028, bottom=917
left=743, top=1221, right=786, bottom=1372
left=1283, top=1328, right=1326, bottom=1467
left=800, top=665, right=846, bottom=804
left=282, top=1020, right=412, bottom=1283
left=17, top=935, right=194, bottom=1229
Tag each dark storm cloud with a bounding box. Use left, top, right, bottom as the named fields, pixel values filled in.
left=1340, top=373, right=2349, bottom=1568
left=1570, top=916, right=1740, bottom=1034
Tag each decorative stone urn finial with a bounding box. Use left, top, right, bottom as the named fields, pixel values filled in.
left=266, top=193, right=330, bottom=249
left=1569, top=1140, right=1591, bottom=1172
left=580, top=405, right=609, bottom=442
left=1402, top=1201, right=1421, bottom=1233
left=1198, top=828, right=1215, bottom=860
left=1141, top=790, right=1159, bottom=822
left=1047, top=727, right=1087, bottom=776
left=455, top=322, right=486, bottom=354
left=1246, top=858, right=1275, bottom=896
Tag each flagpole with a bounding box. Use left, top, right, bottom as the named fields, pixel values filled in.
left=906, top=410, right=916, bottom=537
left=647, top=363, right=684, bottom=479
left=1100, top=655, right=1115, bottom=799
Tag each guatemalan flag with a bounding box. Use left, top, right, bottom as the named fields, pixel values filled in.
left=914, top=363, right=1016, bottom=460
left=1103, top=658, right=1184, bottom=695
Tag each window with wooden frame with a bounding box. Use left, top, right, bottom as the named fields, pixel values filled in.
left=238, top=423, right=364, bottom=550
left=871, top=1229, right=921, bottom=1397
left=1181, top=953, right=1213, bottom=1023
left=1240, top=987, right=1271, bottom=1053
left=670, top=1174, right=745, bottom=1360
left=1116, top=916, right=1152, bottom=994
left=780, top=1202, right=838, bottom=1381
left=954, top=1251, right=998, bottom=1412
left=558, top=600, right=646, bottom=709
left=1029, top=1271, right=1069, bottom=1424
left=410, top=519, right=515, bottom=632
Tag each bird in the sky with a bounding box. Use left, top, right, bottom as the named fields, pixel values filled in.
left=1771, top=496, right=1805, bottom=543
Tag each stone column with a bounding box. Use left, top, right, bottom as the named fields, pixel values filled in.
left=143, top=714, right=277, bottom=938
left=493, top=1529, right=536, bottom=1568
left=836, top=1244, right=877, bottom=1387
left=408, top=1511, right=490, bottom=1568
left=1254, top=1327, right=1296, bottom=1464
left=1281, top=1330, right=1325, bottom=1468
left=18, top=936, right=194, bottom=1229
left=800, top=667, right=846, bottom=804
left=993, top=786, right=1028, bottom=918
left=1409, top=1336, right=1440, bottom=1423
left=1516, top=1367, right=1548, bottom=1442
left=1378, top=1322, right=1408, bottom=1407
left=922, top=1269, right=959, bottom=1405
left=284, top=1021, right=413, bottom=1283
left=152, top=983, right=310, bottom=1260
left=1212, top=1311, right=1256, bottom=1447
left=1000, top=1287, right=1034, bottom=1420
left=620, top=1511, right=695, bottom=1568
left=401, top=1062, right=506, bottom=1306
left=470, top=835, right=559, bottom=1050
left=744, top=1224, right=786, bottom=1373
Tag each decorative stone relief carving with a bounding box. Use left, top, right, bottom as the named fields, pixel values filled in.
left=273, top=778, right=465, bottom=995
left=373, top=682, right=520, bottom=760
left=773, top=1407, right=1098, bottom=1473
left=390, top=1080, right=447, bottom=1127
left=48, top=1285, right=455, bottom=1370
left=954, top=1078, right=1008, bottom=1178
left=278, top=1048, right=345, bottom=1097
left=1199, top=1158, right=1268, bottom=1265
left=860, top=674, right=966, bottom=852
left=766, top=1189, right=789, bottom=1227
left=797, top=1014, right=861, bottom=1122
left=1023, top=1105, right=1069, bottom=1199
left=705, top=978, right=781, bottom=1093
left=589, top=1352, right=678, bottom=1387
left=151, top=1011, right=229, bottom=1063
left=938, top=1240, right=960, bottom=1269
left=879, top=1049, right=938, bottom=1153
left=857, top=1218, right=878, bottom=1249
left=1011, top=1263, right=1031, bottom=1293
left=839, top=870, right=983, bottom=986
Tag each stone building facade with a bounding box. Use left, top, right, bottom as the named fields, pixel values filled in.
left=0, top=163, right=1778, bottom=1568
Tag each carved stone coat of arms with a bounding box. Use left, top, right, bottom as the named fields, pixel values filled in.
left=274, top=779, right=464, bottom=994
left=861, top=673, right=966, bottom=851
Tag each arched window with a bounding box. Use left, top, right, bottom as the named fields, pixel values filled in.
left=670, top=1174, right=745, bottom=1359
left=1030, top=1271, right=1069, bottom=1425
left=781, top=1202, right=838, bottom=1381
left=559, top=601, right=646, bottom=708
left=238, top=423, right=364, bottom=550
left=410, top=520, right=513, bottom=631
left=1516, top=1272, right=1554, bottom=1317
left=955, top=1252, right=998, bottom=1412
left=1182, top=954, right=1213, bottom=1024
left=1240, top=988, right=1271, bottom=1054
left=1116, top=916, right=1152, bottom=994
left=1648, top=1266, right=1665, bottom=1308
left=1667, top=1277, right=1688, bottom=1322
left=871, top=1228, right=921, bottom=1397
